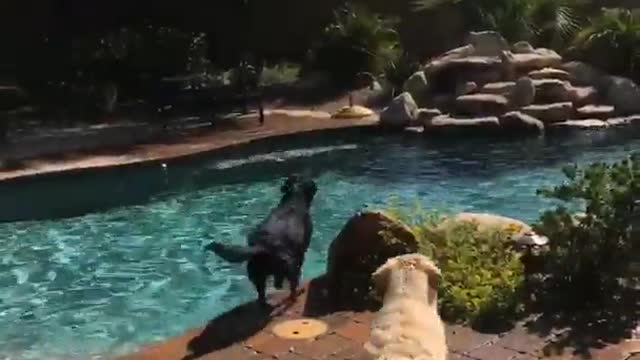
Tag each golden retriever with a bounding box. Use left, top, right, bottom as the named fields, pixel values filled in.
left=364, top=253, right=447, bottom=360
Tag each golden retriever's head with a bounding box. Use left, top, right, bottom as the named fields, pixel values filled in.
left=371, top=253, right=441, bottom=305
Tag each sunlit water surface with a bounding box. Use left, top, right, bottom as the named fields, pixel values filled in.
left=1, top=129, right=639, bottom=359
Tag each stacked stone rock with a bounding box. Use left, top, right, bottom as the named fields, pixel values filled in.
left=380, top=31, right=640, bottom=135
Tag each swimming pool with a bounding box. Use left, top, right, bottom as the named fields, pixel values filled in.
left=1, top=128, right=639, bottom=359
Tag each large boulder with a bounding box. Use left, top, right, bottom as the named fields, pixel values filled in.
left=326, top=210, right=419, bottom=303
left=456, top=93, right=508, bottom=116
left=567, top=86, right=599, bottom=107
left=607, top=115, right=640, bottom=127
left=447, top=212, right=532, bottom=232
left=509, top=76, right=536, bottom=107
left=533, top=79, right=571, bottom=103
left=439, top=212, right=548, bottom=246
left=425, top=56, right=502, bottom=84
left=511, top=48, right=562, bottom=71
left=379, top=92, right=419, bottom=128
left=521, top=102, right=574, bottom=123
left=500, top=50, right=517, bottom=81
left=403, top=71, right=429, bottom=101
left=455, top=81, right=478, bottom=97
left=529, top=68, right=570, bottom=81
left=561, top=61, right=604, bottom=87
left=430, top=94, right=455, bottom=111
left=421, top=50, right=505, bottom=87
left=425, top=45, right=475, bottom=70
left=512, top=41, right=535, bottom=54
left=499, top=111, right=544, bottom=134
left=481, top=81, right=516, bottom=97
left=466, top=31, right=509, bottom=57
left=576, top=104, right=615, bottom=120
left=550, top=119, right=609, bottom=130
left=424, top=45, right=477, bottom=75
left=424, top=114, right=501, bottom=135
left=599, top=76, right=640, bottom=115
left=355, top=72, right=377, bottom=89
left=417, top=108, right=442, bottom=125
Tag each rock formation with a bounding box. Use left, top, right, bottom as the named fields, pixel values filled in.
left=379, top=31, right=640, bottom=135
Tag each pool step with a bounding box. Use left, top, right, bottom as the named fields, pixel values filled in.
left=575, top=104, right=615, bottom=120
left=521, top=102, right=575, bottom=123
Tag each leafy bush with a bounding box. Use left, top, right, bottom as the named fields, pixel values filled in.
left=384, top=203, right=525, bottom=327
left=534, top=154, right=640, bottom=305
left=382, top=52, right=421, bottom=97
left=18, top=25, right=211, bottom=122
left=259, top=63, right=301, bottom=86
left=570, top=8, right=640, bottom=77
left=308, top=3, right=401, bottom=87
left=228, top=61, right=260, bottom=92
left=412, top=0, right=585, bottom=49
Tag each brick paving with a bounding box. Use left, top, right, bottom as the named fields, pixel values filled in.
left=121, top=276, right=640, bottom=360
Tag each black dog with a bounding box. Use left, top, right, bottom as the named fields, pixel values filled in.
left=204, top=175, right=317, bottom=306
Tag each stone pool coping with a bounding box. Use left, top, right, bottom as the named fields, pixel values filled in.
left=0, top=110, right=379, bottom=183
left=120, top=276, right=640, bottom=360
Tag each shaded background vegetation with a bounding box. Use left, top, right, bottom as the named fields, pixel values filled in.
left=0, top=0, right=639, bottom=126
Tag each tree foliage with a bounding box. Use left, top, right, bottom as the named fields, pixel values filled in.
left=411, top=0, right=585, bottom=48
left=308, top=3, right=402, bottom=86
left=571, top=7, right=640, bottom=77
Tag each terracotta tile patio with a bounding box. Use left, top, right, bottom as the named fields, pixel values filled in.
left=121, top=276, right=640, bottom=360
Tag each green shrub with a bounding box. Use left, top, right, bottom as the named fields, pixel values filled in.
left=412, top=0, right=585, bottom=50
left=308, top=3, right=401, bottom=87
left=259, top=63, right=300, bottom=86
left=382, top=52, right=421, bottom=97
left=570, top=8, right=640, bottom=77
left=534, top=154, right=640, bottom=305
left=384, top=203, right=525, bottom=327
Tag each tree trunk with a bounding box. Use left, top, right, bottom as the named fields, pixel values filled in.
left=0, top=112, right=8, bottom=144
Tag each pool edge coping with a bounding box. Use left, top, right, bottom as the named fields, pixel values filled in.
left=0, top=116, right=380, bottom=185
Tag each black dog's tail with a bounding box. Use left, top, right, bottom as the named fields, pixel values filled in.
left=204, top=241, right=265, bottom=263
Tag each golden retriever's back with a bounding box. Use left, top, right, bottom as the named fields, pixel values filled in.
left=365, top=254, right=447, bottom=360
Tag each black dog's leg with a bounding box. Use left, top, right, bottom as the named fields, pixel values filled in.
left=248, top=258, right=269, bottom=307
left=287, top=268, right=300, bottom=301
left=255, top=277, right=268, bottom=306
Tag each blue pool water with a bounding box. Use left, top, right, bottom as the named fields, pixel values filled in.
left=1, top=128, right=639, bottom=359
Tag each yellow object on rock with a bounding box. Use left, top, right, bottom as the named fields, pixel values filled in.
left=271, top=318, right=329, bottom=340
left=331, top=105, right=375, bottom=119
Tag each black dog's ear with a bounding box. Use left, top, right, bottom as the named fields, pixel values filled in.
left=280, top=175, right=299, bottom=193
left=301, top=180, right=317, bottom=203
left=307, top=181, right=318, bottom=196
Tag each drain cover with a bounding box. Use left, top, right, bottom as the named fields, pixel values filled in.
left=272, top=318, right=329, bottom=340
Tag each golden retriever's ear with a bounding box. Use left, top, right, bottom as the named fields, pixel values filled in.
left=414, top=255, right=441, bottom=305
left=371, top=257, right=397, bottom=297
left=426, top=262, right=442, bottom=291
